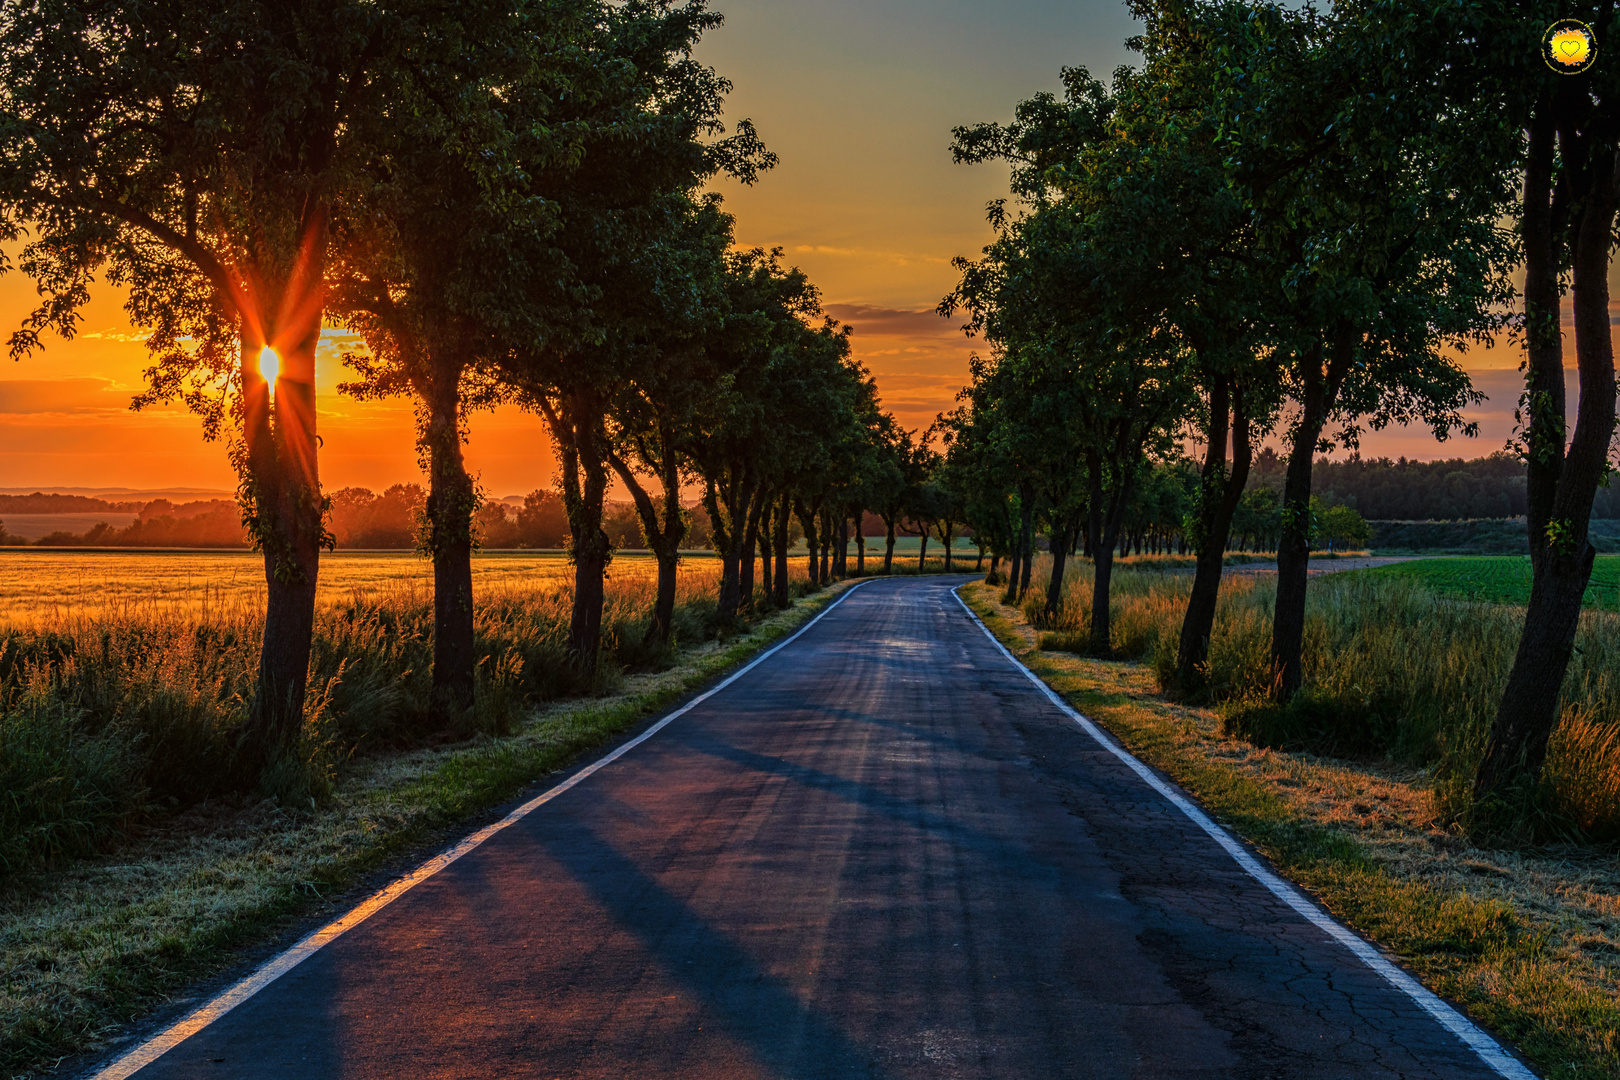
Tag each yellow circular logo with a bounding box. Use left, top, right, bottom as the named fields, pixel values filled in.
left=1544, top=20, right=1597, bottom=74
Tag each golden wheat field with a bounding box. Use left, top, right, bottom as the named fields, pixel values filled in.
left=0, top=549, right=723, bottom=626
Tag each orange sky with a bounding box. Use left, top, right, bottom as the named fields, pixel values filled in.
left=0, top=1, right=1587, bottom=496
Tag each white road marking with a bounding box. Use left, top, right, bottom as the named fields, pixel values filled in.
left=89, top=581, right=872, bottom=1080
left=951, top=587, right=1538, bottom=1080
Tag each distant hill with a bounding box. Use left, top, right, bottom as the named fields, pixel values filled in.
left=0, top=492, right=146, bottom=514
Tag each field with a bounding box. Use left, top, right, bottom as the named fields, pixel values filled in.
left=1368, top=554, right=1620, bottom=610
left=0, top=549, right=718, bottom=625
left=0, top=541, right=977, bottom=624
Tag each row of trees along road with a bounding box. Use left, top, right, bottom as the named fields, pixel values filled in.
left=939, top=0, right=1614, bottom=824
left=0, top=0, right=929, bottom=792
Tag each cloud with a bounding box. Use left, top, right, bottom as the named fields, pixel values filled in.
left=824, top=303, right=967, bottom=338
left=0, top=378, right=140, bottom=415
left=789, top=246, right=954, bottom=268
left=867, top=372, right=966, bottom=391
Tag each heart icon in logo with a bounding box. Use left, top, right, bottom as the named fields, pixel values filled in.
left=1547, top=24, right=1594, bottom=70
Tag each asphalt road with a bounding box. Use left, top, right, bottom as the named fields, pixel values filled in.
left=113, top=576, right=1516, bottom=1079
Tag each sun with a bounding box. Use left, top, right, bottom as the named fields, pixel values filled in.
left=258, top=345, right=280, bottom=387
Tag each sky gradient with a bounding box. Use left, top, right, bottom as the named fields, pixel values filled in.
left=0, top=1, right=1565, bottom=496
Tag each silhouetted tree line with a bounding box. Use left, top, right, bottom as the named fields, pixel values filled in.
left=935, top=0, right=1611, bottom=816
left=0, top=0, right=923, bottom=792
left=1257, top=451, right=1532, bottom=522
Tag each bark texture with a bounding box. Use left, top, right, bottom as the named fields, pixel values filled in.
left=1270, top=328, right=1355, bottom=699
left=423, top=360, right=476, bottom=716
left=541, top=391, right=613, bottom=678
left=1175, top=375, right=1252, bottom=689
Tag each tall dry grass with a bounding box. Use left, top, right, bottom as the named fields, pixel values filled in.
left=0, top=557, right=829, bottom=872
left=1021, top=555, right=1620, bottom=841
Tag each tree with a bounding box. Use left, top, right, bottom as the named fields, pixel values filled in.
left=1318, top=504, right=1370, bottom=551
left=605, top=196, right=732, bottom=643
left=944, top=168, right=1188, bottom=650
left=1205, top=0, right=1515, bottom=699
left=331, top=0, right=586, bottom=715
left=688, top=249, right=828, bottom=618
left=869, top=422, right=925, bottom=576
left=0, top=0, right=416, bottom=787
left=1426, top=0, right=1620, bottom=812
left=494, top=0, right=773, bottom=674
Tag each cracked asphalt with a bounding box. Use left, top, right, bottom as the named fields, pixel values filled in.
left=114, top=576, right=1518, bottom=1079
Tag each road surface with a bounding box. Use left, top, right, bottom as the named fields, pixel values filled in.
left=106, top=576, right=1519, bottom=1079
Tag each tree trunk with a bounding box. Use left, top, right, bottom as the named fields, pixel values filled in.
left=1006, top=522, right=1024, bottom=598
left=1017, top=495, right=1035, bottom=598
left=758, top=497, right=774, bottom=605
left=835, top=516, right=848, bottom=579
left=942, top=522, right=954, bottom=572
left=883, top=515, right=896, bottom=574
left=542, top=391, right=613, bottom=679
left=1086, top=461, right=1111, bottom=653
left=918, top=528, right=929, bottom=571
left=1270, top=328, right=1355, bottom=699
left=708, top=469, right=758, bottom=622
left=854, top=511, right=865, bottom=575
left=606, top=437, right=686, bottom=646
left=740, top=495, right=763, bottom=615
left=1176, top=375, right=1253, bottom=689
left=238, top=291, right=326, bottom=786
left=423, top=365, right=475, bottom=717
left=773, top=493, right=791, bottom=607
left=1045, top=517, right=1070, bottom=618
left=1476, top=132, right=1618, bottom=804
left=797, top=499, right=820, bottom=587
left=819, top=510, right=832, bottom=583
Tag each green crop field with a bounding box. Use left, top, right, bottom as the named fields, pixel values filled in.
left=1365, top=554, right=1620, bottom=610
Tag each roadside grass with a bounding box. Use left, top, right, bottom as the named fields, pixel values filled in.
left=1015, top=556, right=1620, bottom=840
left=1368, top=555, right=1620, bottom=611
left=0, top=563, right=751, bottom=872
left=960, top=580, right=1620, bottom=1080
left=0, top=567, right=855, bottom=1077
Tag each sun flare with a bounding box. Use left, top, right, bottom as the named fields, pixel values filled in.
left=258, top=345, right=280, bottom=387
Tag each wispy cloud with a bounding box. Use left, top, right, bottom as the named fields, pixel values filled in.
left=790, top=246, right=954, bottom=268
left=824, top=303, right=966, bottom=337
left=0, top=378, right=137, bottom=415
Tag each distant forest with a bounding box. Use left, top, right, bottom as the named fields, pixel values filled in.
left=0, top=487, right=718, bottom=550
left=1247, top=450, right=1620, bottom=521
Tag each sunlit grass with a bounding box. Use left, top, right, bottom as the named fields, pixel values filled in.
left=1018, top=554, right=1620, bottom=839
left=0, top=549, right=716, bottom=627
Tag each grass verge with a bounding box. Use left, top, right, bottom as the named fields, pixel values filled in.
left=959, top=579, right=1620, bottom=1080
left=0, top=580, right=859, bottom=1078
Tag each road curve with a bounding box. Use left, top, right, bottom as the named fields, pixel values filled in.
left=105, top=576, right=1518, bottom=1079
